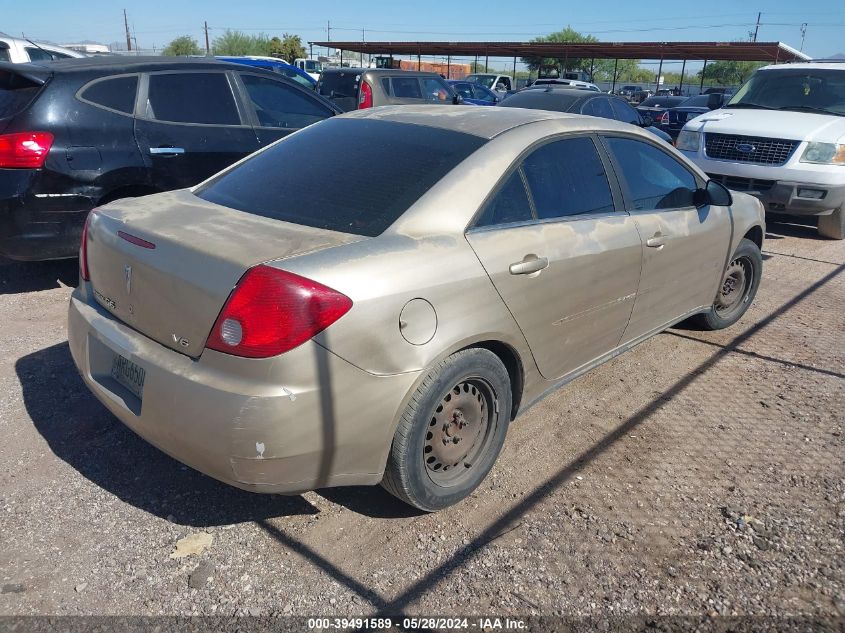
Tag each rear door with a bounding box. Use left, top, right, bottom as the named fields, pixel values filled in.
left=466, top=135, right=643, bottom=380
left=602, top=135, right=732, bottom=342
left=134, top=70, right=259, bottom=190
left=234, top=71, right=336, bottom=146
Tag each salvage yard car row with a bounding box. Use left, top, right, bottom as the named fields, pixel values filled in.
left=0, top=53, right=842, bottom=512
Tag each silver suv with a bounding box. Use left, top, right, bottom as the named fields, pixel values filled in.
left=316, top=68, right=460, bottom=112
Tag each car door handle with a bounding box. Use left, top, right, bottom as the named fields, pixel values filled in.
left=148, top=146, right=185, bottom=156
left=646, top=232, right=667, bottom=248
left=509, top=255, right=549, bottom=275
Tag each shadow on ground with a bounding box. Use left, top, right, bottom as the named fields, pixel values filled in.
left=765, top=214, right=819, bottom=241
left=17, top=342, right=321, bottom=526
left=0, top=257, right=79, bottom=295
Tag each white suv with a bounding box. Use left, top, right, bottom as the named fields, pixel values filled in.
left=0, top=35, right=84, bottom=64
left=676, top=61, right=845, bottom=239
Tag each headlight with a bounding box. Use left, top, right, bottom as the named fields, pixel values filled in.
left=675, top=130, right=701, bottom=152
left=800, top=142, right=845, bottom=165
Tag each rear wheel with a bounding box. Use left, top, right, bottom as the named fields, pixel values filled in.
left=381, top=348, right=512, bottom=512
left=693, top=238, right=762, bottom=330
left=818, top=206, right=844, bottom=240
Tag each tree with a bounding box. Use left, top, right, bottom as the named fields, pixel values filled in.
left=162, top=35, right=201, bottom=57
left=269, top=33, right=306, bottom=62
left=698, top=61, right=764, bottom=86
left=212, top=30, right=272, bottom=56
left=521, top=26, right=598, bottom=74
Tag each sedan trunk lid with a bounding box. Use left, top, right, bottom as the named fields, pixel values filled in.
left=86, top=189, right=363, bottom=357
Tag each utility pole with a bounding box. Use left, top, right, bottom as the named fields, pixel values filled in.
left=204, top=21, right=210, bottom=55
left=124, top=9, right=132, bottom=51
left=753, top=12, right=761, bottom=42
left=800, top=23, right=808, bottom=52
left=327, top=20, right=331, bottom=59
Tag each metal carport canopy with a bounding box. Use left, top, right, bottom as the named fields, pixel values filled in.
left=307, top=41, right=809, bottom=63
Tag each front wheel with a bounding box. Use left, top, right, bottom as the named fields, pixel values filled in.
left=818, top=206, right=844, bottom=240
left=693, top=237, right=762, bottom=331
left=381, top=348, right=512, bottom=512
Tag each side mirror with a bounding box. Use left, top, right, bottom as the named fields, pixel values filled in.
left=696, top=180, right=733, bottom=207
left=707, top=93, right=722, bottom=110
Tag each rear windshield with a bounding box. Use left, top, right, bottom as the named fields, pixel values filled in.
left=196, top=118, right=486, bottom=237
left=639, top=96, right=686, bottom=108
left=317, top=71, right=361, bottom=99
left=499, top=90, right=581, bottom=112
left=680, top=95, right=711, bottom=107
left=0, top=71, right=42, bottom=120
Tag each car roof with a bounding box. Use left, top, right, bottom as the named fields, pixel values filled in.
left=339, top=104, right=636, bottom=139
left=321, top=67, right=445, bottom=78
left=763, top=61, right=845, bottom=72
left=11, top=56, right=244, bottom=74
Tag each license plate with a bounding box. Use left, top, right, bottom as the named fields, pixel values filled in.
left=111, top=353, right=145, bottom=399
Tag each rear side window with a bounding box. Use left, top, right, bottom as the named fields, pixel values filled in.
left=475, top=170, right=533, bottom=227
left=581, top=98, right=614, bottom=119
left=146, top=72, right=239, bottom=125
left=196, top=118, right=486, bottom=237
left=521, top=136, right=615, bottom=220
left=381, top=78, right=392, bottom=95
left=610, top=99, right=640, bottom=124
left=80, top=76, right=138, bottom=114
left=392, top=77, right=422, bottom=99
left=25, top=47, right=56, bottom=62
left=605, top=137, right=697, bottom=210
left=240, top=74, right=332, bottom=129
left=0, top=71, right=42, bottom=119
left=0, top=48, right=10, bottom=63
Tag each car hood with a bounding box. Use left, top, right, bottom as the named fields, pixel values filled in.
left=684, top=108, right=845, bottom=143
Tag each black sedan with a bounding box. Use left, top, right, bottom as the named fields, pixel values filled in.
left=499, top=87, right=672, bottom=143
left=657, top=93, right=728, bottom=139
left=636, top=96, right=688, bottom=125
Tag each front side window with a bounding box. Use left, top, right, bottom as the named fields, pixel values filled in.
left=392, top=77, right=422, bottom=99
left=581, top=98, right=614, bottom=119
left=452, top=83, right=474, bottom=100
left=521, top=136, right=615, bottom=220
left=422, top=78, right=451, bottom=103
left=605, top=137, right=698, bottom=210
left=240, top=74, right=332, bottom=129
left=145, top=72, right=239, bottom=125
left=474, top=170, right=533, bottom=227
left=80, top=75, right=138, bottom=114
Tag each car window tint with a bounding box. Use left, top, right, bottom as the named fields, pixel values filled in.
left=391, top=77, right=422, bottom=99
left=25, top=47, right=56, bottom=62
left=277, top=68, right=314, bottom=89
left=581, top=97, right=614, bottom=119
left=421, top=77, right=451, bottom=103
left=0, top=48, right=9, bottom=63
left=474, top=85, right=496, bottom=102
left=381, top=78, right=392, bottom=96
left=196, top=118, right=486, bottom=237
left=521, top=137, right=614, bottom=220
left=475, top=170, right=533, bottom=227
left=146, top=72, right=239, bottom=125
left=240, top=74, right=332, bottom=129
left=317, top=71, right=360, bottom=98
left=606, top=137, right=697, bottom=210
left=80, top=76, right=138, bottom=114
left=610, top=99, right=640, bottom=124
left=453, top=83, right=474, bottom=99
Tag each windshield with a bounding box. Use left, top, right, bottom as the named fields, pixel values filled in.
left=680, top=95, right=712, bottom=108
left=196, top=118, right=486, bottom=237
left=466, top=74, right=496, bottom=89
left=727, top=68, right=845, bottom=116
left=305, top=60, right=322, bottom=72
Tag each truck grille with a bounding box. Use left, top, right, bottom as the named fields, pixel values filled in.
left=707, top=173, right=775, bottom=193
left=704, top=133, right=799, bottom=165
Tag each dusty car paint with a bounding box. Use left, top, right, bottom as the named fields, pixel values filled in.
left=68, top=106, right=765, bottom=495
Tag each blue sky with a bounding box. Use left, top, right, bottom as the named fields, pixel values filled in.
left=7, top=0, right=845, bottom=66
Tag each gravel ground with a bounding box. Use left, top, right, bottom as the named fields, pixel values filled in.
left=0, top=216, right=842, bottom=627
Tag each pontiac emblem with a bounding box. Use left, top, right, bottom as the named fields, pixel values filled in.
left=124, top=264, right=132, bottom=295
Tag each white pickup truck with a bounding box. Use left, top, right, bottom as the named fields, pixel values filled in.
left=676, top=61, right=845, bottom=239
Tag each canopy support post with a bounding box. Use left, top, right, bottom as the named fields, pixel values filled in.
left=679, top=58, right=686, bottom=95
left=612, top=58, right=618, bottom=92
left=700, top=59, right=708, bottom=92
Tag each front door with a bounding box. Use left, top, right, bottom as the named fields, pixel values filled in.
left=134, top=70, right=259, bottom=190
left=602, top=135, right=733, bottom=343
left=466, top=135, right=642, bottom=380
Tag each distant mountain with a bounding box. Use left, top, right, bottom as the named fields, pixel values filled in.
left=827, top=52, right=845, bottom=59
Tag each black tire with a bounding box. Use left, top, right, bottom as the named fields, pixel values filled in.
left=693, top=237, right=762, bottom=331
left=381, top=348, right=512, bottom=512
left=818, top=206, right=844, bottom=240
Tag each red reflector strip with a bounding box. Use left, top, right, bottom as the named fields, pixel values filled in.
left=117, top=230, right=156, bottom=249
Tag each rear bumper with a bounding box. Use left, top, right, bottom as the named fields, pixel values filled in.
left=0, top=169, right=95, bottom=260
left=68, top=285, right=421, bottom=494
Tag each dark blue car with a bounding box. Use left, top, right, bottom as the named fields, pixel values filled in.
left=447, top=80, right=500, bottom=106
left=215, top=56, right=316, bottom=90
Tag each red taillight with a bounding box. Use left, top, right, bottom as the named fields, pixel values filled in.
left=0, top=132, right=54, bottom=169
left=79, top=211, right=95, bottom=281
left=205, top=265, right=353, bottom=358
left=359, top=80, right=373, bottom=109
left=657, top=112, right=669, bottom=124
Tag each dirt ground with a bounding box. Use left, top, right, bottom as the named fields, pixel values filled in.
left=0, top=216, right=842, bottom=626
